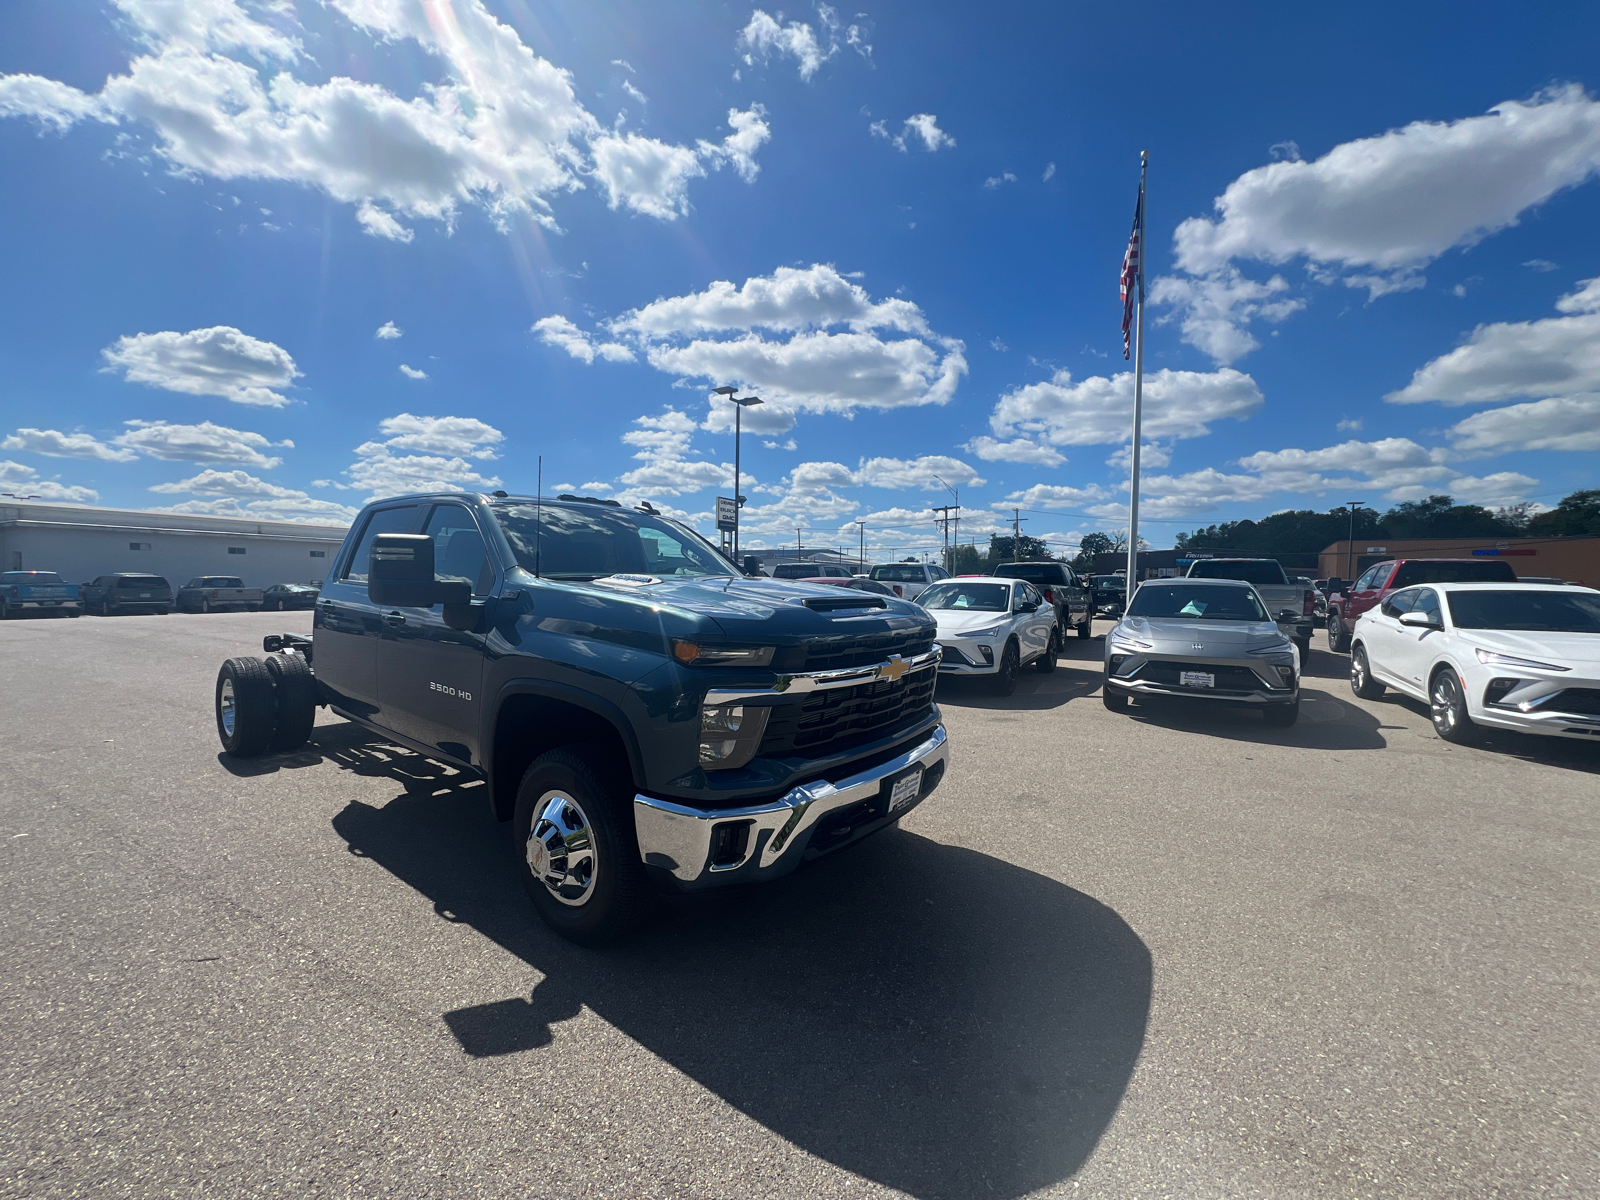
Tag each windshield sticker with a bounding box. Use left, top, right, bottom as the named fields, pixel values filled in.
left=1179, top=600, right=1208, bottom=617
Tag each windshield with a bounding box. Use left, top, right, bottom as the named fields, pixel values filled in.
left=1128, top=583, right=1269, bottom=622
left=1092, top=576, right=1124, bottom=588
left=1188, top=560, right=1287, bottom=585
left=917, top=582, right=1010, bottom=612
left=993, top=564, right=1058, bottom=582
left=494, top=503, right=736, bottom=581
left=1446, top=589, right=1600, bottom=633
left=118, top=577, right=168, bottom=588
left=1, top=572, right=62, bottom=584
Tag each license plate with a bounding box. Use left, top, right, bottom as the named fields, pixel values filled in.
left=1179, top=671, right=1215, bottom=688
left=139, top=593, right=151, bottom=598
left=888, top=768, right=924, bottom=813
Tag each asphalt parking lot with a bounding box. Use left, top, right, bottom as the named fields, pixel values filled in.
left=2, top=612, right=1596, bottom=1199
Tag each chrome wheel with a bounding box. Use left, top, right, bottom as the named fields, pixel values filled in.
left=1351, top=654, right=1365, bottom=690
left=219, top=677, right=236, bottom=737
left=525, top=790, right=599, bottom=907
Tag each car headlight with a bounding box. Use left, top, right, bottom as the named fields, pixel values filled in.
left=952, top=623, right=1008, bottom=640
left=672, top=639, right=776, bottom=666
left=1247, top=638, right=1293, bottom=656
left=1474, top=648, right=1570, bottom=673
left=1109, top=634, right=1153, bottom=651
left=698, top=703, right=772, bottom=770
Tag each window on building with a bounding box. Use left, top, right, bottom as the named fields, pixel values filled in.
left=129, top=542, right=152, bottom=551
left=310, top=550, right=326, bottom=558
left=228, top=547, right=246, bottom=555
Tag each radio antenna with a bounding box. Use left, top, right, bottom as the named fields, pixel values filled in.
left=535, top=455, right=542, bottom=578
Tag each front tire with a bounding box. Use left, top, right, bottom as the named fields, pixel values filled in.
left=990, top=640, right=1020, bottom=696
left=514, top=748, right=649, bottom=946
left=1076, top=612, right=1092, bottom=639
left=1350, top=644, right=1385, bottom=699
left=1430, top=668, right=1480, bottom=745
left=215, top=657, right=277, bottom=757
left=1034, top=627, right=1059, bottom=673
left=1328, top=611, right=1351, bottom=653
left=201, top=599, right=211, bottom=614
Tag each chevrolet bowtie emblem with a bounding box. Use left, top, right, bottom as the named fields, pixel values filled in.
left=879, top=654, right=910, bottom=683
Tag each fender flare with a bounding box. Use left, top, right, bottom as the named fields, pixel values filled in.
left=488, top=678, right=647, bottom=789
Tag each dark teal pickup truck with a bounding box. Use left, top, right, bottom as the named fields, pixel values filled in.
left=213, top=492, right=951, bottom=944
left=0, top=571, right=81, bottom=618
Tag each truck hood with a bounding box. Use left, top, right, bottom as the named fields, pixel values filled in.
left=1459, top=628, right=1600, bottom=666
left=585, top=574, right=932, bottom=639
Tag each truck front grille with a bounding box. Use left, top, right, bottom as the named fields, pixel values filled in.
left=800, top=630, right=934, bottom=673
left=759, top=670, right=936, bottom=759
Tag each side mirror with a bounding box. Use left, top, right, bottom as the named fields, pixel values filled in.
left=1018, top=599, right=1039, bottom=613
left=369, top=533, right=472, bottom=608
left=743, top=555, right=762, bottom=576
left=1397, top=610, right=1438, bottom=629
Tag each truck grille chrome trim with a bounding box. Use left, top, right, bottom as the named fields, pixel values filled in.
left=632, top=725, right=949, bottom=887
left=701, top=646, right=942, bottom=705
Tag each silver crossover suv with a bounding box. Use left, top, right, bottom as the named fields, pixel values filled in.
left=1103, top=578, right=1301, bottom=726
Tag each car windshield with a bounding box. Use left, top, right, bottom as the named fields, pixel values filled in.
left=1446, top=589, right=1600, bottom=633
left=118, top=577, right=167, bottom=588
left=1092, top=576, right=1124, bottom=588
left=917, top=582, right=1010, bottom=612
left=1187, top=560, right=1287, bottom=585
left=1128, top=583, right=1269, bottom=622
left=494, top=503, right=736, bottom=581
left=1, top=572, right=62, bottom=584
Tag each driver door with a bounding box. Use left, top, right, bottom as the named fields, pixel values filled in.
left=1388, top=587, right=1442, bottom=694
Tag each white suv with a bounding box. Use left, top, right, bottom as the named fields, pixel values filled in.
left=868, top=562, right=949, bottom=600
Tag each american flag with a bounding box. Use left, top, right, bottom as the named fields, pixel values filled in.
left=1120, top=189, right=1144, bottom=360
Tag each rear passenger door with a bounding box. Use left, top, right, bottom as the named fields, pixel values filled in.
left=375, top=502, right=495, bottom=764
left=314, top=503, right=420, bottom=721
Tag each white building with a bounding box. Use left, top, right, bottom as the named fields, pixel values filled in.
left=0, top=502, right=349, bottom=588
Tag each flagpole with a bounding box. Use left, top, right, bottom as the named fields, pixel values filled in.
left=1126, top=150, right=1147, bottom=599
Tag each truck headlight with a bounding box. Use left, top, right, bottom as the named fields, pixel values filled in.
left=673, top=639, right=776, bottom=666
left=698, top=703, right=772, bottom=770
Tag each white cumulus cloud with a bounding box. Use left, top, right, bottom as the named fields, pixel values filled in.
left=2, top=428, right=137, bottom=462
left=375, top=320, right=402, bottom=339
left=873, top=112, right=954, bottom=153
left=989, top=367, right=1263, bottom=447
left=0, top=0, right=766, bottom=235
left=343, top=412, right=505, bottom=500
left=371, top=414, right=503, bottom=459
left=112, top=419, right=289, bottom=467
left=399, top=364, right=428, bottom=380
left=1158, top=86, right=1600, bottom=362
left=533, top=315, right=636, bottom=364
left=149, top=467, right=358, bottom=523
left=963, top=436, right=1066, bottom=467
left=101, top=326, right=299, bottom=407
left=0, top=459, right=98, bottom=503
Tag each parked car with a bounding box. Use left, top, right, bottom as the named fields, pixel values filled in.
left=176, top=576, right=265, bottom=613
left=82, top=573, right=173, bottom=615
left=921, top=576, right=1058, bottom=695
left=1348, top=582, right=1600, bottom=744
left=992, top=561, right=1094, bottom=639
left=1185, top=558, right=1317, bottom=658
left=1103, top=578, right=1300, bottom=726
left=263, top=582, right=320, bottom=611
left=1088, top=574, right=1126, bottom=615
left=1327, top=558, right=1517, bottom=652
left=869, top=561, right=949, bottom=600
left=1292, top=576, right=1326, bottom=618
left=0, top=570, right=81, bottom=618
left=794, top=576, right=898, bottom=597
left=212, top=491, right=949, bottom=945
left=770, top=562, right=852, bottom=580
left=1516, top=576, right=1572, bottom=586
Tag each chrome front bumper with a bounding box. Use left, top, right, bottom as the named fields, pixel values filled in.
left=633, top=724, right=949, bottom=889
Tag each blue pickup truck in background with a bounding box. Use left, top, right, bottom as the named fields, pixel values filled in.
left=0, top=571, right=81, bottom=618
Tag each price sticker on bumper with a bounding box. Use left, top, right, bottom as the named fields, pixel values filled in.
left=889, top=767, right=923, bottom=813
left=1179, top=671, right=1215, bottom=688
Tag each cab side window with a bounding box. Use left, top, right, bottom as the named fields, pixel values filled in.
left=425, top=504, right=494, bottom=596
left=1353, top=566, right=1381, bottom=591
left=341, top=505, right=418, bottom=583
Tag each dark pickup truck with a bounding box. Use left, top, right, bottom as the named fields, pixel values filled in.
left=212, top=492, right=950, bottom=944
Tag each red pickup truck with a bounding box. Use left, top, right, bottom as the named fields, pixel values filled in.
left=1325, top=558, right=1516, bottom=652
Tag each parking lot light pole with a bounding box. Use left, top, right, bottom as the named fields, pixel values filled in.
left=855, top=520, right=866, bottom=573
left=1345, top=501, right=1365, bottom=583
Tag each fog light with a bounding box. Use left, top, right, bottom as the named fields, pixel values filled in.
left=1109, top=654, right=1129, bottom=674
left=698, top=703, right=771, bottom=770
left=978, top=645, right=994, bottom=664
left=1274, top=664, right=1295, bottom=687
left=708, top=821, right=752, bottom=868
left=1484, top=677, right=1520, bottom=707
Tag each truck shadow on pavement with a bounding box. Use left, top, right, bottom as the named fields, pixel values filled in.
left=328, top=758, right=1153, bottom=1200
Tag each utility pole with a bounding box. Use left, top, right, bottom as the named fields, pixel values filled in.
left=1011, top=508, right=1028, bottom=563
left=796, top=528, right=804, bottom=562
left=931, top=505, right=957, bottom=571
left=855, top=519, right=866, bottom=573
left=1345, top=501, right=1365, bottom=583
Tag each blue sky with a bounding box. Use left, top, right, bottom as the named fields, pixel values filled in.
left=2, top=0, right=1599, bottom=557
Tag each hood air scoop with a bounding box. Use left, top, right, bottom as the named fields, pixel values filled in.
left=798, top=594, right=888, bottom=613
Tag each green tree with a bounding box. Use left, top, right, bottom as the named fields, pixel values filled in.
left=983, top=533, right=1049, bottom=570
left=1072, top=532, right=1115, bottom=572
left=1378, top=495, right=1515, bottom=540
left=949, top=543, right=983, bottom=574
left=1528, top=489, right=1600, bottom=537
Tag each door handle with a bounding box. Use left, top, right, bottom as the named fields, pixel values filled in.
left=383, top=611, right=406, bottom=627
